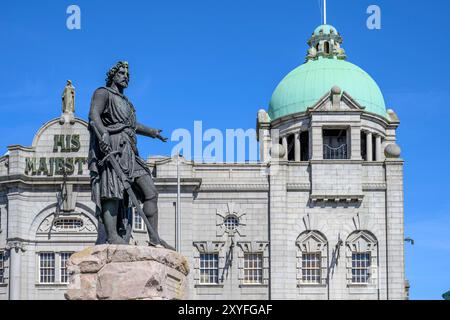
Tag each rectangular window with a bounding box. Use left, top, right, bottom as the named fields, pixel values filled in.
left=133, top=211, right=145, bottom=231
left=199, top=253, right=219, bottom=284
left=53, top=218, right=83, bottom=230
left=301, top=252, right=321, bottom=284
left=243, top=253, right=263, bottom=284
left=323, top=129, right=348, bottom=160
left=0, top=251, right=4, bottom=284
left=39, top=252, right=55, bottom=284
left=351, top=252, right=371, bottom=284
left=60, top=252, right=72, bottom=284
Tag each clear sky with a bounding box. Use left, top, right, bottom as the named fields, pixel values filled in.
left=0, top=0, right=449, bottom=300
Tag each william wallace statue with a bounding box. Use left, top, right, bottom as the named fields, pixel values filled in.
left=88, top=61, right=171, bottom=249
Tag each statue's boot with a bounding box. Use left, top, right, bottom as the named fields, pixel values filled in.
left=103, top=200, right=128, bottom=245
left=159, top=239, right=176, bottom=251
left=108, top=235, right=128, bottom=245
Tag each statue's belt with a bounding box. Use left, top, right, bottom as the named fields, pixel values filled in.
left=104, top=124, right=133, bottom=134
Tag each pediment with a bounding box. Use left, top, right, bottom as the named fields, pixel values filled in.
left=308, top=89, right=366, bottom=113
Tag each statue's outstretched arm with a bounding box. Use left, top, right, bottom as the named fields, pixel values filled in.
left=136, top=123, right=168, bottom=142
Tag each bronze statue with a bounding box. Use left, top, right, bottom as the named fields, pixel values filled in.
left=88, top=61, right=171, bottom=249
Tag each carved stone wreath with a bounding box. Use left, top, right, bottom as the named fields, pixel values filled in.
left=216, top=202, right=246, bottom=238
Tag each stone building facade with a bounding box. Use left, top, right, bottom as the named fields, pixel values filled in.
left=0, top=24, right=407, bottom=300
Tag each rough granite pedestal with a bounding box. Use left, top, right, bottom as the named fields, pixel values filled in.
left=64, top=245, right=189, bottom=300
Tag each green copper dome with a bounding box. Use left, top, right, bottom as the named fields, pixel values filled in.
left=268, top=25, right=387, bottom=120
left=313, top=24, right=338, bottom=35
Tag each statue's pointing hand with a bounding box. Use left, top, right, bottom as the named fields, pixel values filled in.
left=156, top=129, right=168, bottom=143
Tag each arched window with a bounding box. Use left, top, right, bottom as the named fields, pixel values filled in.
left=296, top=231, right=328, bottom=285
left=346, top=231, right=378, bottom=285
left=324, top=41, right=330, bottom=54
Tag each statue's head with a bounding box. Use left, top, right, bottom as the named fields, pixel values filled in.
left=106, top=61, right=129, bottom=89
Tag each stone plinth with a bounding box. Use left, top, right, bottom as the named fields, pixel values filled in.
left=64, top=245, right=189, bottom=300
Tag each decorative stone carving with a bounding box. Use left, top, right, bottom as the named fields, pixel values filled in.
left=331, top=85, right=341, bottom=95
left=193, top=241, right=225, bottom=253
left=6, top=240, right=26, bottom=253
left=385, top=143, right=401, bottom=158
left=269, top=143, right=286, bottom=159
left=346, top=231, right=377, bottom=252
left=236, top=241, right=268, bottom=253
left=216, top=202, right=247, bottom=237
left=65, top=245, right=189, bottom=300
left=37, top=213, right=97, bottom=234
left=296, top=230, right=327, bottom=253
left=306, top=46, right=317, bottom=60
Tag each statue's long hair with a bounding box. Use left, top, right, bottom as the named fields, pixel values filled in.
left=106, top=61, right=129, bottom=87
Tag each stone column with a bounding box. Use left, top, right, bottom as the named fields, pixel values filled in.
left=259, top=128, right=271, bottom=162
left=295, top=132, right=301, bottom=162
left=375, top=135, right=382, bottom=161
left=366, top=131, right=373, bottom=162
left=6, top=241, right=25, bottom=300
left=282, top=137, right=288, bottom=161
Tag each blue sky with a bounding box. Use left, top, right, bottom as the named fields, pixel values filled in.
left=0, top=0, right=449, bottom=299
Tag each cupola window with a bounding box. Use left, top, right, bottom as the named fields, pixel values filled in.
left=324, top=41, right=330, bottom=54
left=323, top=129, right=348, bottom=159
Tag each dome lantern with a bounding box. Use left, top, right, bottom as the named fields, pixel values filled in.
left=268, top=24, right=388, bottom=120
left=306, top=24, right=347, bottom=61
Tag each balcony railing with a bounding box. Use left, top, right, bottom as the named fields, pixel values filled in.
left=323, top=144, right=348, bottom=160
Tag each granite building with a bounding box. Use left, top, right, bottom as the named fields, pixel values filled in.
left=0, top=24, right=407, bottom=300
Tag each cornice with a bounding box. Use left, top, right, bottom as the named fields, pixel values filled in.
left=200, top=183, right=269, bottom=192
left=286, top=183, right=311, bottom=191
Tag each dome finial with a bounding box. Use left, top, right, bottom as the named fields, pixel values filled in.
left=323, top=0, right=327, bottom=25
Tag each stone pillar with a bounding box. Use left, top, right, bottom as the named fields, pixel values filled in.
left=366, top=131, right=373, bottom=162
left=385, top=159, right=406, bottom=299
left=6, top=241, right=25, bottom=300
left=295, top=132, right=301, bottom=162
left=311, top=125, right=323, bottom=160
left=257, top=109, right=271, bottom=162
left=259, top=128, right=272, bottom=162
left=375, top=135, right=382, bottom=161
left=349, top=126, right=362, bottom=160
left=282, top=137, right=288, bottom=161
left=268, top=152, right=289, bottom=299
